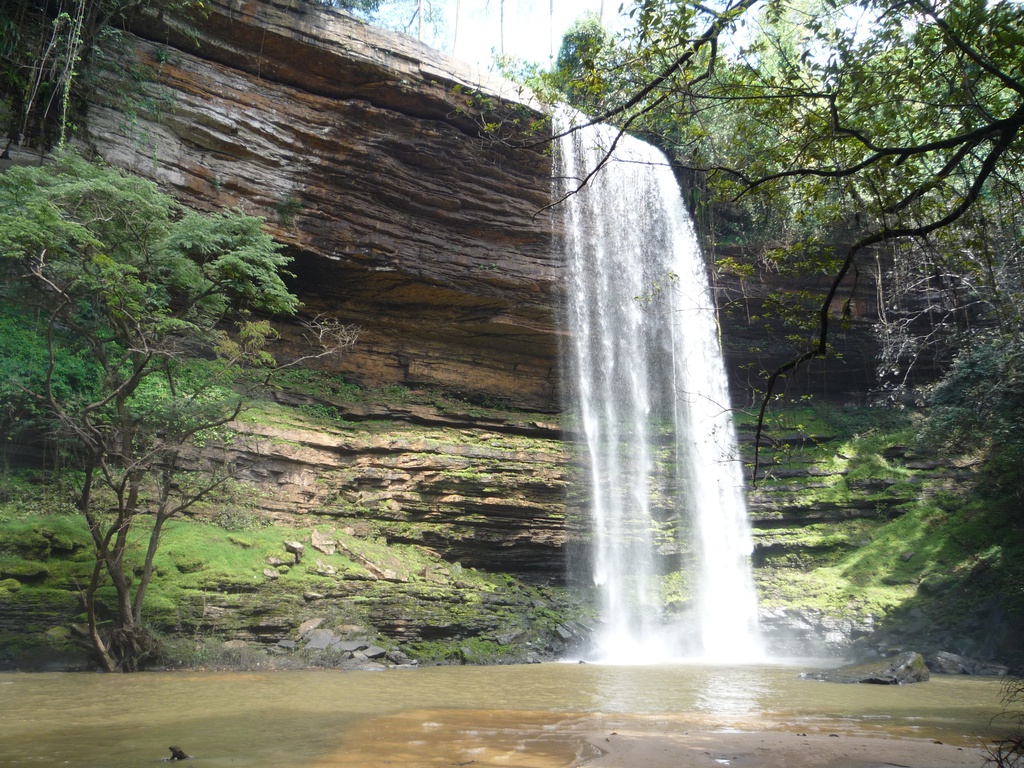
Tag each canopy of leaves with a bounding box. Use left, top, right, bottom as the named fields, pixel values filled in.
left=0, top=150, right=302, bottom=670
left=551, top=13, right=614, bottom=112
left=0, top=150, right=296, bottom=333
left=540, top=0, right=1024, bottom=473
left=0, top=149, right=300, bottom=463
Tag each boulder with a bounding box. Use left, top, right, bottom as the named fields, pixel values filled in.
left=297, top=618, right=324, bottom=637
left=926, top=651, right=1009, bottom=676
left=305, top=628, right=336, bottom=650
left=311, top=530, right=337, bottom=555
left=329, top=640, right=367, bottom=653
left=803, top=651, right=931, bottom=684
left=283, top=541, right=305, bottom=562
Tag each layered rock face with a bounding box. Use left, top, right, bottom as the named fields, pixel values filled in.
left=80, top=0, right=559, bottom=411
left=5, top=0, right=978, bottom=665
left=231, top=395, right=574, bottom=583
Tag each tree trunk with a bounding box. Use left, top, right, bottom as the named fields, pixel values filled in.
left=85, top=559, right=118, bottom=673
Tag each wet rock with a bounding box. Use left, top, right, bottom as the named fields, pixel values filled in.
left=926, top=651, right=1009, bottom=676
left=803, top=651, right=930, bottom=684
left=18, top=645, right=93, bottom=672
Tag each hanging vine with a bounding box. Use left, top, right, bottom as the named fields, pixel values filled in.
left=0, top=0, right=194, bottom=152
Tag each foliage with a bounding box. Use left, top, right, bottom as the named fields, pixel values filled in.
left=546, top=0, right=1024, bottom=474
left=548, top=13, right=614, bottom=114
left=0, top=0, right=202, bottom=149
left=0, top=150, right=300, bottom=671
left=303, top=0, right=383, bottom=10
left=989, top=674, right=1024, bottom=768
left=920, top=335, right=1024, bottom=501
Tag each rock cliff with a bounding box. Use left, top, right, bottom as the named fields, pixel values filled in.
left=5, top=0, right=1012, bottom=669
left=81, top=0, right=560, bottom=411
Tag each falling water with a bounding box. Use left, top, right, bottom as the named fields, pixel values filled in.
left=557, top=112, right=763, bottom=662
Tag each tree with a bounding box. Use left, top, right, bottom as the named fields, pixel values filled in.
left=0, top=151, right=354, bottom=671
left=550, top=13, right=613, bottom=112
left=552, top=0, right=1024, bottom=474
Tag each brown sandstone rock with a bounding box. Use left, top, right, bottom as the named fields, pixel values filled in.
left=77, top=0, right=559, bottom=410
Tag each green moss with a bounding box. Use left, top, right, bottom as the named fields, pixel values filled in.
left=745, top=402, right=1024, bottom=652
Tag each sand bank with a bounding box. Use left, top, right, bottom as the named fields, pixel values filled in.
left=585, top=724, right=987, bottom=768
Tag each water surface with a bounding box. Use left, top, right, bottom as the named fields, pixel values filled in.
left=0, top=663, right=1008, bottom=767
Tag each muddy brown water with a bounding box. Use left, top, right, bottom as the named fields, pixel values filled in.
left=0, top=662, right=1011, bottom=767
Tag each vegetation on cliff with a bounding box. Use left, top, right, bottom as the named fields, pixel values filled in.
left=543, top=0, right=1024, bottom=416
left=534, top=0, right=1024, bottom=661
left=0, top=150, right=357, bottom=670
left=0, top=374, right=590, bottom=671
left=1, top=0, right=1022, bottom=673
left=745, top=404, right=1024, bottom=661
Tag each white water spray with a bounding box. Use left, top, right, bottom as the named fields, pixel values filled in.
left=557, top=112, right=763, bottom=663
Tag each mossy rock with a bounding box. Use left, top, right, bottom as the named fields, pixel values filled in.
left=804, top=651, right=930, bottom=684
left=0, top=561, right=49, bottom=582
left=168, top=551, right=206, bottom=574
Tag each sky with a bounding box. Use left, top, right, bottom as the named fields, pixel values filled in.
left=453, top=0, right=614, bottom=69
left=373, top=0, right=625, bottom=72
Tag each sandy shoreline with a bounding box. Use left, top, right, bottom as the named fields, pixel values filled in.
left=305, top=707, right=995, bottom=768
left=584, top=725, right=989, bottom=768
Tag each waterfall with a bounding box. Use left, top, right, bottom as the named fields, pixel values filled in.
left=557, top=112, right=763, bottom=663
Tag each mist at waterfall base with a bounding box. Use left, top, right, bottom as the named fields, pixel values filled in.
left=557, top=112, right=763, bottom=664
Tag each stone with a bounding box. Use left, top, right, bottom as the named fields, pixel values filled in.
left=168, top=746, right=191, bottom=761
left=277, top=639, right=297, bottom=650
left=311, top=558, right=336, bottom=576
left=265, top=556, right=286, bottom=566
left=283, top=541, right=305, bottom=562
left=305, top=628, right=336, bottom=650
left=262, top=568, right=280, bottom=580
left=329, top=640, right=368, bottom=653
left=555, top=624, right=576, bottom=641
left=362, top=645, right=388, bottom=659
left=926, top=651, right=1009, bottom=676
left=297, top=618, right=324, bottom=637
left=311, top=529, right=337, bottom=555
left=386, top=649, right=414, bottom=665
left=803, top=652, right=930, bottom=684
